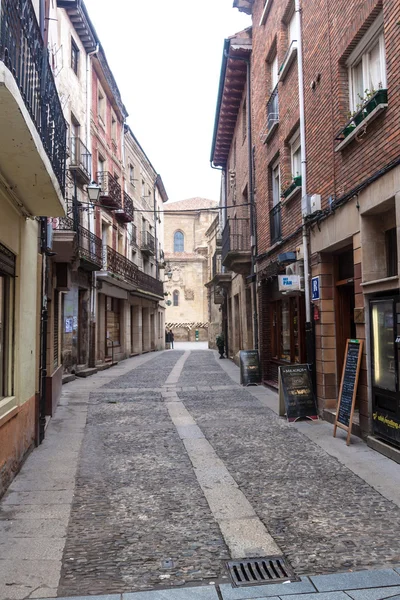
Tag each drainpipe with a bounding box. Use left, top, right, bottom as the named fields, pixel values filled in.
left=153, top=177, right=158, bottom=280
left=295, top=0, right=313, bottom=373
left=39, top=218, right=48, bottom=444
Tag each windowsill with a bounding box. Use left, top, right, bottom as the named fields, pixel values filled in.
left=264, top=120, right=279, bottom=144
left=0, top=396, right=18, bottom=426
left=281, top=184, right=301, bottom=204
left=361, top=275, right=399, bottom=293
left=278, top=42, right=298, bottom=82
left=259, top=0, right=272, bottom=25
left=335, top=103, right=388, bottom=152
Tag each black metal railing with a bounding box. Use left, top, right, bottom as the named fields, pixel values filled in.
left=0, top=0, right=67, bottom=192
left=221, top=218, right=251, bottom=263
left=131, top=223, right=137, bottom=246
left=52, top=216, right=74, bottom=231
left=137, top=270, right=163, bottom=297
left=270, top=203, right=282, bottom=245
left=141, top=230, right=155, bottom=253
left=266, top=85, right=279, bottom=133
left=123, top=191, right=134, bottom=220
left=78, top=225, right=102, bottom=268
left=70, top=137, right=91, bottom=181
left=103, top=245, right=138, bottom=284
left=97, top=171, right=122, bottom=209
left=212, top=251, right=223, bottom=277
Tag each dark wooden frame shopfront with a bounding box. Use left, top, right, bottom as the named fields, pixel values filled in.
left=270, top=296, right=306, bottom=365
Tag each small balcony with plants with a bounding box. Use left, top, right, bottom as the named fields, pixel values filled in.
left=335, top=87, right=388, bottom=152
left=281, top=175, right=302, bottom=202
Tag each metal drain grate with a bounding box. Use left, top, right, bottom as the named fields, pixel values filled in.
left=226, top=556, right=299, bottom=587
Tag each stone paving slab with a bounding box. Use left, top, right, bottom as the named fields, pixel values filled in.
left=346, top=586, right=400, bottom=599
left=123, top=585, right=220, bottom=599
left=218, top=577, right=315, bottom=598
left=310, top=569, right=400, bottom=592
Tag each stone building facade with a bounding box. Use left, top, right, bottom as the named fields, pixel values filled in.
left=232, top=0, right=400, bottom=449
left=164, top=198, right=218, bottom=342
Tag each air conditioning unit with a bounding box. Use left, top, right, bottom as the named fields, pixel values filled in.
left=285, top=261, right=305, bottom=290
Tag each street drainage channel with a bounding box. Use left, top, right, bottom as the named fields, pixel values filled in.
left=226, top=556, right=299, bottom=587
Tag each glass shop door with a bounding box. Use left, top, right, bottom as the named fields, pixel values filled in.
left=370, top=297, right=400, bottom=447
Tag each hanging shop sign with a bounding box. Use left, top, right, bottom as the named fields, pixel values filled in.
left=240, top=350, right=261, bottom=386
left=278, top=364, right=318, bottom=422
left=278, top=274, right=301, bottom=292
left=333, top=339, right=363, bottom=445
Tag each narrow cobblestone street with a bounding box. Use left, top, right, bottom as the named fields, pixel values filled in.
left=2, top=348, right=400, bottom=600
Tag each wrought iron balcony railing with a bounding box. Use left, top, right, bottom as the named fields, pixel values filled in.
left=0, top=0, right=67, bottom=192
left=141, top=230, right=155, bottom=254
left=137, top=270, right=163, bottom=298
left=52, top=216, right=74, bottom=231
left=70, top=137, right=91, bottom=183
left=116, top=191, right=134, bottom=222
left=266, top=85, right=279, bottom=133
left=78, top=224, right=102, bottom=269
left=103, top=245, right=138, bottom=284
left=221, top=218, right=251, bottom=263
left=97, top=171, right=122, bottom=209
left=270, top=203, right=282, bottom=245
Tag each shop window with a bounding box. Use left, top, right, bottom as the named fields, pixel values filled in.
left=347, top=14, right=386, bottom=112
left=173, top=290, right=179, bottom=306
left=386, top=228, right=398, bottom=277
left=271, top=297, right=303, bottom=363
left=174, top=231, right=184, bottom=253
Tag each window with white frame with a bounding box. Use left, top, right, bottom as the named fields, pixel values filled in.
left=288, top=9, right=297, bottom=46
left=290, top=132, right=301, bottom=178
left=347, top=13, right=386, bottom=112
left=271, top=54, right=279, bottom=91
left=272, top=160, right=280, bottom=206
left=98, top=87, right=106, bottom=124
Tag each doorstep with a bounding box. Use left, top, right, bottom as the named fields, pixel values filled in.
left=75, top=367, right=98, bottom=378
left=322, top=407, right=362, bottom=438
left=367, top=435, right=400, bottom=465
left=62, top=373, right=76, bottom=384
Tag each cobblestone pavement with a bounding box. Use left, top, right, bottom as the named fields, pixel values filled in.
left=57, top=348, right=400, bottom=598
left=180, top=351, right=400, bottom=576
left=58, top=351, right=229, bottom=597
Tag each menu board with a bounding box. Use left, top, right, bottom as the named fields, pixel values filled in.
left=279, top=364, right=318, bottom=422
left=239, top=350, right=261, bottom=386
left=333, top=339, right=363, bottom=445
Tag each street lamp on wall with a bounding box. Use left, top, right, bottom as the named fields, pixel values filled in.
left=87, top=181, right=101, bottom=204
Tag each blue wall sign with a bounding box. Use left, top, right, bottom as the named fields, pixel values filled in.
left=311, top=276, right=320, bottom=301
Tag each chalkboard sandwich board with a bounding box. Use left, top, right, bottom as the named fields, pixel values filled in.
left=278, top=364, right=318, bottom=422
left=240, top=350, right=261, bottom=386
left=333, top=339, right=363, bottom=446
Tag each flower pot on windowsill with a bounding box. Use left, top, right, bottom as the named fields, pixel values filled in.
left=353, top=110, right=365, bottom=126
left=343, top=123, right=356, bottom=138
left=364, top=88, right=388, bottom=114
left=282, top=176, right=302, bottom=199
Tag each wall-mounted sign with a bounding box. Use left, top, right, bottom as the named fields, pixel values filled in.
left=65, top=317, right=73, bottom=334
left=278, top=274, right=301, bottom=292
left=311, top=276, right=320, bottom=300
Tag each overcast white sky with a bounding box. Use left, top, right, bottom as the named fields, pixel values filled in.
left=84, top=0, right=250, bottom=203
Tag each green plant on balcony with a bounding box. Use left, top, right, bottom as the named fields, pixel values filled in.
left=281, top=175, right=302, bottom=199
left=340, top=85, right=388, bottom=139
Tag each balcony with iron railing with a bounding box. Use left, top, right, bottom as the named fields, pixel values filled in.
left=270, top=203, right=282, bottom=246
left=206, top=250, right=231, bottom=293
left=70, top=137, right=91, bottom=184
left=137, top=270, right=164, bottom=299
left=52, top=216, right=102, bottom=270
left=97, top=171, right=122, bottom=210
left=221, top=218, right=251, bottom=274
left=101, top=245, right=139, bottom=288
left=0, top=0, right=67, bottom=215
left=141, top=230, right=155, bottom=255
left=263, top=85, right=279, bottom=142
left=116, top=191, right=134, bottom=223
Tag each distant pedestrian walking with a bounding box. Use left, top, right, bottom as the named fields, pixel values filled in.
left=169, top=329, right=174, bottom=349
left=216, top=333, right=225, bottom=359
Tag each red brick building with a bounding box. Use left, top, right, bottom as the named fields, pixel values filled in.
left=234, top=0, right=400, bottom=448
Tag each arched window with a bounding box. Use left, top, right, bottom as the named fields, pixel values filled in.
left=174, top=231, right=184, bottom=252
left=173, top=290, right=179, bottom=306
